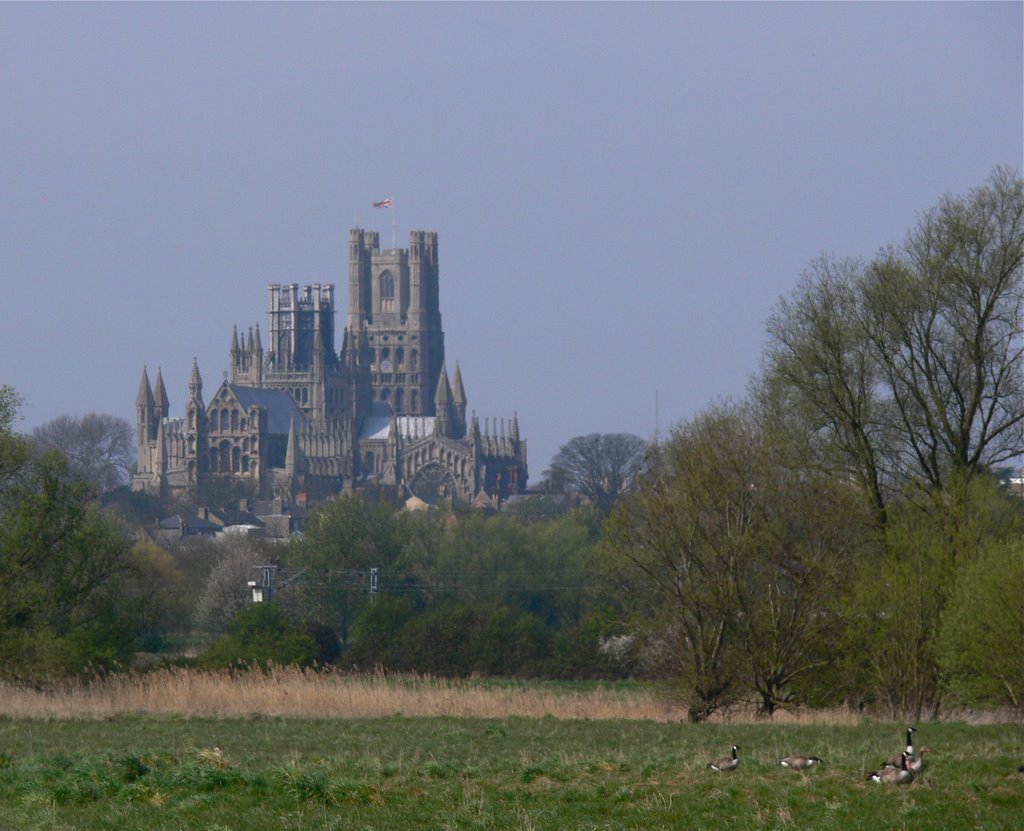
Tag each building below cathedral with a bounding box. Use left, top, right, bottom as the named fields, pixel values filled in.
left=133, top=229, right=527, bottom=507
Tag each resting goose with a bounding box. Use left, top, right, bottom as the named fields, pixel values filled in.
left=708, top=745, right=740, bottom=771
left=779, top=755, right=823, bottom=770
left=869, top=752, right=914, bottom=785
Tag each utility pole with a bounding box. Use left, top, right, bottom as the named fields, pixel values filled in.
left=369, top=567, right=379, bottom=605
left=248, top=565, right=275, bottom=603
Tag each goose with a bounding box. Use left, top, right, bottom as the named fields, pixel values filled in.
left=907, top=747, right=931, bottom=775
left=779, top=755, right=823, bottom=770
left=868, top=752, right=913, bottom=785
left=885, top=726, right=917, bottom=768
left=708, top=745, right=740, bottom=771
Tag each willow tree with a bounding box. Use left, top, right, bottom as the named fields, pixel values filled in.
left=609, top=403, right=863, bottom=719
left=764, top=167, right=1023, bottom=524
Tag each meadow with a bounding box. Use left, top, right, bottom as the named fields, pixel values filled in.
left=0, top=670, right=1021, bottom=830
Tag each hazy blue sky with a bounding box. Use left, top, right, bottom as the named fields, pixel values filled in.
left=2, top=2, right=1020, bottom=476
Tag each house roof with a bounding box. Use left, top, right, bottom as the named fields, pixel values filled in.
left=158, top=514, right=221, bottom=534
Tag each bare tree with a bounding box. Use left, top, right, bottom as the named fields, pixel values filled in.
left=546, top=433, right=648, bottom=511
left=31, top=413, right=135, bottom=495
left=862, top=166, right=1023, bottom=491
left=764, top=168, right=1023, bottom=521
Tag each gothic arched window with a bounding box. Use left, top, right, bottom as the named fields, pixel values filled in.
left=380, top=270, right=395, bottom=312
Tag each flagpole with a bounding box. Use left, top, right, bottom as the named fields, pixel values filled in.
left=392, top=201, right=396, bottom=249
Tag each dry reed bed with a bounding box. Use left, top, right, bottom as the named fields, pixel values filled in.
left=0, top=668, right=671, bottom=721
left=3, top=668, right=1014, bottom=724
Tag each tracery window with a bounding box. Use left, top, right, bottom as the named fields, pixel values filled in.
left=380, top=270, right=395, bottom=312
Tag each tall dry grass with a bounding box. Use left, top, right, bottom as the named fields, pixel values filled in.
left=3, top=668, right=1014, bottom=723
left=0, top=667, right=861, bottom=723
left=0, top=668, right=663, bottom=721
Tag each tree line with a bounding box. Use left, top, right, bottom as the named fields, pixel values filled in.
left=0, top=168, right=1020, bottom=720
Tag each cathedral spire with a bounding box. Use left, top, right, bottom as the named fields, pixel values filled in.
left=153, top=367, right=169, bottom=413
left=452, top=363, right=466, bottom=407
left=231, top=325, right=240, bottom=355
left=434, top=364, right=452, bottom=437
left=136, top=366, right=155, bottom=447
left=189, top=357, right=203, bottom=402
left=136, top=366, right=154, bottom=409
left=451, top=362, right=467, bottom=438
left=285, top=416, right=299, bottom=476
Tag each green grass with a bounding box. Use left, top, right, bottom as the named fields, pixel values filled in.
left=0, top=716, right=1021, bottom=830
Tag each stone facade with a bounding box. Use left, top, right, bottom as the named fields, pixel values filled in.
left=133, top=230, right=527, bottom=505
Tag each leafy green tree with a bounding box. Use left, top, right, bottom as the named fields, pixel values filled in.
left=838, top=474, right=1022, bottom=719
left=937, top=537, right=1024, bottom=709
left=199, top=603, right=318, bottom=669
left=0, top=389, right=182, bottom=678
left=286, top=492, right=410, bottom=636
left=610, top=402, right=866, bottom=718
left=0, top=385, right=27, bottom=485
left=345, top=595, right=418, bottom=669
left=379, top=600, right=554, bottom=677
left=608, top=408, right=747, bottom=721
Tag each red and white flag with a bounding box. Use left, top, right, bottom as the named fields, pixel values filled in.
left=372, top=198, right=393, bottom=208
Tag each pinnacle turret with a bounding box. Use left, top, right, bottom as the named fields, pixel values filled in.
left=153, top=367, right=169, bottom=412
left=136, top=366, right=154, bottom=409
left=452, top=363, right=466, bottom=407
left=189, top=357, right=203, bottom=402
left=434, top=363, right=452, bottom=406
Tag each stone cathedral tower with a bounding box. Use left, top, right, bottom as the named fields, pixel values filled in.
left=348, top=229, right=444, bottom=417
left=133, top=229, right=527, bottom=507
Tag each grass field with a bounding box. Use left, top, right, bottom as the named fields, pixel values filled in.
left=0, top=674, right=1021, bottom=830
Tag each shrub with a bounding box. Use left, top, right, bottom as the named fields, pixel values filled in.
left=199, top=603, right=318, bottom=669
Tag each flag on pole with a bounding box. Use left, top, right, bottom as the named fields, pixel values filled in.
left=373, top=198, right=393, bottom=208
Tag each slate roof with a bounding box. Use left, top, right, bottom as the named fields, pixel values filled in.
left=226, top=385, right=306, bottom=434
left=359, top=400, right=396, bottom=441
left=158, top=514, right=221, bottom=535
left=211, top=508, right=265, bottom=528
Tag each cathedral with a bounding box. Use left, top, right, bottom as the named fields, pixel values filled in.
left=133, top=229, right=527, bottom=507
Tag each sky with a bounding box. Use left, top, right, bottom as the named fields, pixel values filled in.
left=1, top=2, right=1021, bottom=478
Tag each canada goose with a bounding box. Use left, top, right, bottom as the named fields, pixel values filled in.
left=907, top=747, right=931, bottom=775
left=869, top=752, right=914, bottom=785
left=708, top=745, right=740, bottom=771
left=885, top=727, right=918, bottom=768
left=779, top=755, right=823, bottom=770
